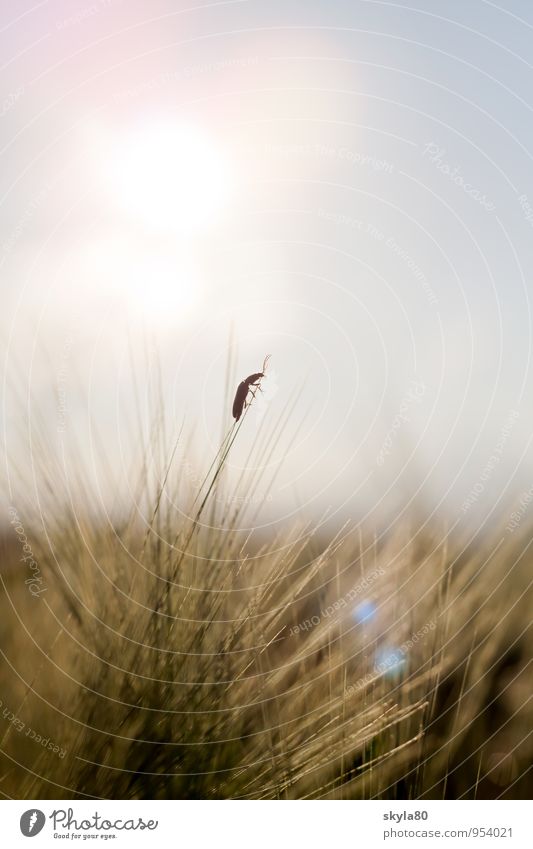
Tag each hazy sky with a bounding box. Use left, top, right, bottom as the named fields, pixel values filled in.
left=2, top=0, right=533, bottom=532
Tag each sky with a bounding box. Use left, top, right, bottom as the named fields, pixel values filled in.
left=1, top=0, right=533, bottom=533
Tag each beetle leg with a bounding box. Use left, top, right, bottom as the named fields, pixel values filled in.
left=248, top=385, right=263, bottom=404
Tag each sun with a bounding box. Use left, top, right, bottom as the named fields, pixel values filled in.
left=82, top=119, right=231, bottom=324
left=105, top=120, right=231, bottom=234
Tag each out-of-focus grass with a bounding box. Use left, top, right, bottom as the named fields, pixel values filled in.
left=0, top=378, right=531, bottom=800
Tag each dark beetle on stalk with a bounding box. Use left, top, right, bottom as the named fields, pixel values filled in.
left=232, top=355, right=271, bottom=422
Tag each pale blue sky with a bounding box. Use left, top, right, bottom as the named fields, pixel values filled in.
left=2, top=0, right=533, bottom=531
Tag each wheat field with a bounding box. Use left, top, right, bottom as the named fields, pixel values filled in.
left=0, top=369, right=531, bottom=801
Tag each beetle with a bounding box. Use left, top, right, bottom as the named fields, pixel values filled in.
left=232, top=355, right=271, bottom=422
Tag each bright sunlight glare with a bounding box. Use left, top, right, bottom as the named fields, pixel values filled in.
left=105, top=121, right=231, bottom=233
